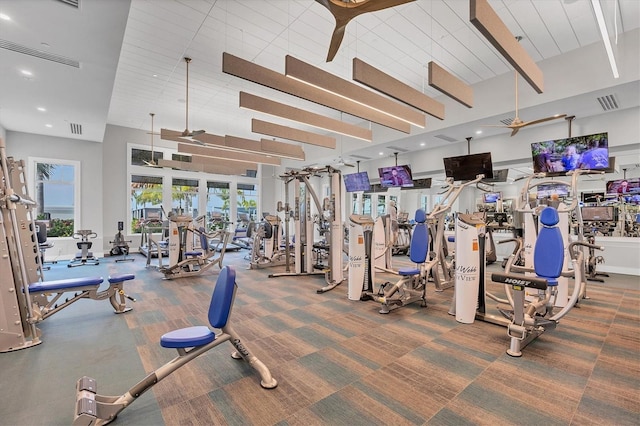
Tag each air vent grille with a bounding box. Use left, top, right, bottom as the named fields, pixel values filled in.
left=597, top=94, right=619, bottom=111
left=0, top=39, right=80, bottom=68
left=70, top=123, right=83, bottom=135
left=56, top=0, right=79, bottom=7
left=500, top=117, right=514, bottom=125
left=434, top=134, right=457, bottom=142
left=349, top=154, right=372, bottom=160
left=386, top=145, right=409, bottom=153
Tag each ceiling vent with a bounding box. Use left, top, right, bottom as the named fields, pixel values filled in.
left=500, top=117, right=514, bottom=125
left=70, top=123, right=83, bottom=135
left=434, top=134, right=457, bottom=142
left=597, top=94, right=619, bottom=111
left=0, top=39, right=80, bottom=68
left=56, top=0, right=79, bottom=7
left=386, top=145, right=409, bottom=153
left=349, top=154, right=373, bottom=160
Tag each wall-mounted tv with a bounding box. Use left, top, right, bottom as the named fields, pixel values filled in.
left=343, top=171, right=371, bottom=192
left=581, top=206, right=616, bottom=222
left=606, top=178, right=640, bottom=195
left=581, top=192, right=605, bottom=203
left=443, top=152, right=493, bottom=181
left=536, top=183, right=569, bottom=199
left=531, top=132, right=609, bottom=174
left=483, top=192, right=502, bottom=203
left=483, top=168, right=508, bottom=183
left=378, top=165, right=414, bottom=188
left=405, top=178, right=432, bottom=190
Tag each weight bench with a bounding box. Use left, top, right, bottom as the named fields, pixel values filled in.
left=29, top=274, right=135, bottom=321
left=73, top=266, right=277, bottom=426
left=490, top=206, right=563, bottom=357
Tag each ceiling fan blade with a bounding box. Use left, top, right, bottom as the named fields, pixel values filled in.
left=521, top=114, right=567, bottom=127
left=480, top=124, right=510, bottom=128
left=510, top=127, right=520, bottom=137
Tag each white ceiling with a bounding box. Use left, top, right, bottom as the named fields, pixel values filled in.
left=0, top=0, right=638, bottom=168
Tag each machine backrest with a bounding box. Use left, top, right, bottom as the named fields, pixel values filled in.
left=208, top=266, right=237, bottom=329
left=409, top=209, right=429, bottom=264
left=534, top=207, right=564, bottom=281
left=35, top=221, right=47, bottom=244
left=199, top=227, right=209, bottom=252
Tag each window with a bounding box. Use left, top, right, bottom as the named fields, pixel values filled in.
left=130, top=175, right=163, bottom=233
left=363, top=194, right=371, bottom=216
left=237, top=183, right=257, bottom=221
left=172, top=178, right=199, bottom=217
left=31, top=159, right=79, bottom=237
left=131, top=148, right=163, bottom=166
left=207, top=181, right=230, bottom=227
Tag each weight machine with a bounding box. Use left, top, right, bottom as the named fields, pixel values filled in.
left=269, top=167, right=345, bottom=293
left=0, top=138, right=134, bottom=353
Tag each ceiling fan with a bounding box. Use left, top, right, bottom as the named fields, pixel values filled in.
left=334, top=156, right=355, bottom=167
left=315, top=0, right=415, bottom=62
left=161, top=57, right=206, bottom=142
left=483, top=70, right=567, bottom=137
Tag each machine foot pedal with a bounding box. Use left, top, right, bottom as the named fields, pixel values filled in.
left=77, top=376, right=97, bottom=393
left=76, top=397, right=97, bottom=417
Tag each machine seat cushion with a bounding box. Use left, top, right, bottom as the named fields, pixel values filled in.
left=29, top=276, right=103, bottom=293
left=447, top=236, right=455, bottom=243
left=208, top=266, right=237, bottom=329
left=408, top=212, right=429, bottom=264
left=108, top=274, right=135, bottom=284
left=185, top=251, right=203, bottom=257
left=414, top=209, right=426, bottom=223
left=398, top=267, right=420, bottom=276
left=534, top=207, right=564, bottom=282
left=160, top=326, right=215, bottom=348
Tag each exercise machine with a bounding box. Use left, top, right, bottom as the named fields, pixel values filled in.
left=139, top=213, right=168, bottom=268
left=392, top=211, right=412, bottom=255
left=73, top=266, right=277, bottom=426
left=0, top=137, right=134, bottom=353
left=269, top=167, right=345, bottom=293
left=109, top=221, right=134, bottom=263
left=68, top=230, right=100, bottom=267
left=249, top=213, right=290, bottom=269
left=347, top=214, right=375, bottom=301
left=160, top=214, right=231, bottom=279
left=365, top=209, right=430, bottom=313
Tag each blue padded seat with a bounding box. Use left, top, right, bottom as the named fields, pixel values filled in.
left=160, top=266, right=237, bottom=348
left=185, top=251, right=203, bottom=257
left=108, top=274, right=135, bottom=284
left=447, top=236, right=455, bottom=243
left=398, top=209, right=428, bottom=276
left=160, top=326, right=215, bottom=348
left=29, top=276, right=103, bottom=293
left=534, top=207, right=564, bottom=286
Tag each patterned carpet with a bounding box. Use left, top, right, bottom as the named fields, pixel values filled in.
left=1, top=249, right=638, bottom=425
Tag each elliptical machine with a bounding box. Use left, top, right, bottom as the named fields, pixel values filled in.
left=68, top=230, right=99, bottom=267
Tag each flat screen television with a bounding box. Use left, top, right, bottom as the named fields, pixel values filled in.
left=531, top=132, right=609, bottom=174
left=581, top=206, right=616, bottom=221
left=406, top=178, right=432, bottom=190
left=536, top=183, right=569, bottom=199
left=378, top=164, right=414, bottom=188
left=443, top=152, right=493, bottom=181
left=581, top=192, right=605, bottom=203
left=606, top=178, right=640, bottom=195
left=483, top=168, right=508, bottom=183
left=483, top=192, right=502, bottom=203
left=343, top=171, right=371, bottom=192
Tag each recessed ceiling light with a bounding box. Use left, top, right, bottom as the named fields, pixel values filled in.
left=45, top=124, right=53, bottom=128
left=20, top=69, right=33, bottom=76
left=152, top=74, right=158, bottom=78
left=0, top=13, right=11, bottom=21
left=378, top=152, right=384, bottom=156
left=476, top=130, right=482, bottom=134
left=420, top=142, right=425, bottom=147
left=37, top=107, right=46, bottom=112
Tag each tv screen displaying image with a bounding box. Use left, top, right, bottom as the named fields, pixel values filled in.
left=581, top=206, right=616, bottom=221
left=443, top=152, right=493, bottom=181
left=483, top=192, right=502, bottom=203
left=581, top=192, right=605, bottom=203
left=531, top=132, right=609, bottom=174
left=343, top=171, right=371, bottom=192
left=606, top=178, right=640, bottom=195
left=378, top=165, right=414, bottom=188
left=536, top=183, right=569, bottom=199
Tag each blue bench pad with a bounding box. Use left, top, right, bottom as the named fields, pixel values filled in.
left=399, top=267, right=420, bottom=276
left=29, top=276, right=103, bottom=293
left=160, top=326, right=216, bottom=348
left=447, top=236, right=455, bottom=243
left=185, top=251, right=203, bottom=257
left=108, top=274, right=135, bottom=284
